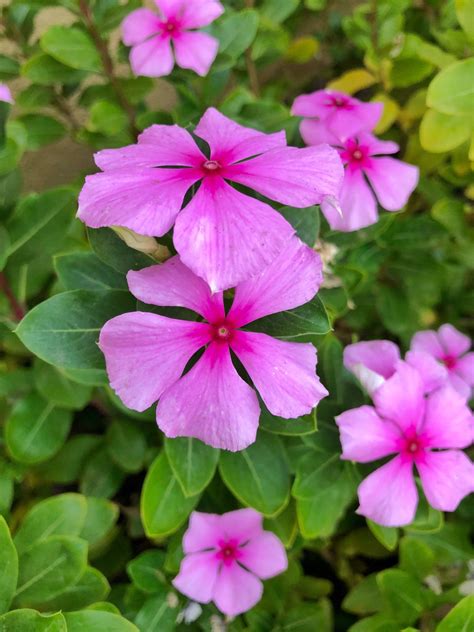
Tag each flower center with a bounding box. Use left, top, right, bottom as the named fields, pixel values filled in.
left=162, top=21, right=178, bottom=34
left=216, top=538, right=242, bottom=567
left=442, top=355, right=457, bottom=370
left=352, top=149, right=363, bottom=161
left=202, top=159, right=221, bottom=172
left=327, top=95, right=350, bottom=109
left=402, top=433, right=425, bottom=460
left=211, top=321, right=234, bottom=343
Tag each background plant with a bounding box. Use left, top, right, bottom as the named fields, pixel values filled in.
left=0, top=0, right=473, bottom=630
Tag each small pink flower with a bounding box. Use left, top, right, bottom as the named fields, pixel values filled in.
left=306, top=131, right=419, bottom=232
left=336, top=362, right=474, bottom=527
left=0, top=83, right=13, bottom=104
left=344, top=340, right=447, bottom=396
left=78, top=107, right=343, bottom=291
left=173, top=509, right=288, bottom=617
left=292, top=89, right=383, bottom=140
left=411, top=324, right=474, bottom=400
left=99, top=237, right=328, bottom=451
left=122, top=0, right=224, bottom=77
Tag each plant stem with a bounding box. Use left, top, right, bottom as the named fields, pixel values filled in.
left=78, top=0, right=138, bottom=137
left=0, top=272, right=26, bottom=321
left=244, top=0, right=260, bottom=96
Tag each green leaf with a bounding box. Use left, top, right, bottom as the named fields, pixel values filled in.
left=6, top=187, right=76, bottom=264
left=343, top=574, right=382, bottom=616
left=39, top=566, right=110, bottom=611
left=165, top=437, right=220, bottom=497
left=260, top=405, right=317, bottom=436
left=427, top=58, right=474, bottom=115
left=22, top=53, right=87, bottom=85
left=141, top=452, right=200, bottom=538
left=0, top=55, right=20, bottom=80
left=18, top=114, right=66, bottom=150
left=213, top=9, right=259, bottom=60
left=80, top=497, right=119, bottom=549
left=106, top=419, right=147, bottom=474
left=80, top=448, right=125, bottom=499
left=0, top=516, right=18, bottom=613
left=55, top=251, right=127, bottom=291
left=36, top=434, right=102, bottom=484
left=455, top=0, right=474, bottom=40
left=127, top=551, right=167, bottom=594
left=0, top=225, right=9, bottom=270
left=250, top=294, right=331, bottom=340
left=436, top=595, right=474, bottom=631
left=279, top=206, right=320, bottom=247
left=264, top=500, right=298, bottom=548
left=0, top=610, right=67, bottom=632
left=64, top=610, right=139, bottom=632
left=261, top=0, right=300, bottom=23
left=88, top=228, right=153, bottom=273
left=15, top=289, right=136, bottom=370
left=399, top=537, right=435, bottom=581
left=219, top=433, right=290, bottom=517
left=280, top=600, right=333, bottom=631
left=135, top=594, right=178, bottom=632
left=41, top=26, right=102, bottom=73
left=14, top=536, right=88, bottom=608
left=293, top=451, right=343, bottom=499
left=16, top=85, right=54, bottom=108
left=420, top=109, right=471, bottom=153
left=5, top=393, right=72, bottom=464
left=14, top=493, right=87, bottom=555
left=88, top=100, right=129, bottom=136
left=349, top=613, right=400, bottom=632
left=376, top=569, right=428, bottom=626
left=367, top=520, right=399, bottom=552
left=34, top=360, right=92, bottom=410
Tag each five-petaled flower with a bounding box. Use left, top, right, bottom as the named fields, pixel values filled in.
left=411, top=324, right=474, bottom=400
left=122, top=0, right=224, bottom=77
left=99, top=237, right=328, bottom=451
left=78, top=107, right=343, bottom=291
left=336, top=362, right=474, bottom=527
left=299, top=128, right=419, bottom=232
left=173, top=509, right=288, bottom=617
left=292, top=88, right=383, bottom=141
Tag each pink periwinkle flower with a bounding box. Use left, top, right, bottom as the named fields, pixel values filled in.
left=99, top=237, right=328, bottom=451
left=344, top=339, right=447, bottom=396
left=336, top=362, right=474, bottom=527
left=411, top=324, right=474, bottom=400
left=292, top=89, right=383, bottom=141
left=300, top=126, right=419, bottom=232
left=0, top=83, right=13, bottom=104
left=78, top=107, right=343, bottom=291
left=122, top=0, right=223, bottom=77
left=173, top=509, right=288, bottom=617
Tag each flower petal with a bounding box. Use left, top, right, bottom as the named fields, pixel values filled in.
left=228, top=236, right=322, bottom=327
left=438, top=323, right=471, bottom=357
left=417, top=450, right=474, bottom=512
left=122, top=8, right=161, bottom=46
left=321, top=167, right=378, bottom=232
left=182, top=512, right=222, bottom=553
left=364, top=157, right=419, bottom=211
left=127, top=257, right=224, bottom=322
left=173, top=551, right=219, bottom=603
left=213, top=563, right=263, bottom=617
left=96, top=126, right=203, bottom=170
left=405, top=350, right=448, bottom=394
left=335, top=406, right=401, bottom=463
left=239, top=532, right=288, bottom=580
left=231, top=331, right=328, bottom=419
left=219, top=508, right=263, bottom=542
left=228, top=144, right=344, bottom=207
left=156, top=344, right=260, bottom=451
left=178, top=0, right=224, bottom=28
left=194, top=107, right=286, bottom=165
left=357, top=456, right=418, bottom=527
left=77, top=168, right=198, bottom=236
left=173, top=178, right=294, bottom=292
left=299, top=119, right=341, bottom=146
left=373, top=362, right=425, bottom=433
left=130, top=35, right=174, bottom=77
left=422, top=386, right=473, bottom=449
left=359, top=132, right=399, bottom=155
left=344, top=340, right=400, bottom=379
left=410, top=330, right=444, bottom=359
left=456, top=352, right=474, bottom=387
left=99, top=312, right=210, bottom=412
left=173, top=31, right=219, bottom=76
left=448, top=372, right=472, bottom=400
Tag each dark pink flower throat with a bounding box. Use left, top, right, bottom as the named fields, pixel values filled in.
left=216, top=538, right=243, bottom=567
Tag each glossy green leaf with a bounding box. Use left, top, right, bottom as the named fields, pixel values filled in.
left=0, top=610, right=67, bottom=632
left=377, top=569, right=428, bottom=625
left=39, top=567, right=110, bottom=611
left=127, top=551, right=167, bottom=594
left=135, top=594, right=178, bottom=632
left=213, top=9, right=259, bottom=60
left=88, top=228, right=153, bottom=274
left=33, top=360, right=92, bottom=410
left=399, top=537, right=435, bottom=581
left=250, top=294, right=331, bottom=339
left=80, top=448, right=125, bottom=499
left=106, top=419, right=147, bottom=474
left=5, top=393, right=72, bottom=464
left=22, top=53, right=87, bottom=85
left=55, top=251, right=127, bottom=291
left=18, top=114, right=66, bottom=150
left=80, top=497, right=119, bottom=549
left=141, top=452, right=200, bottom=538
left=436, top=594, right=474, bottom=631
left=36, top=435, right=102, bottom=484
left=420, top=109, right=471, bottom=153
left=367, top=520, right=399, bottom=552
left=427, top=58, right=474, bottom=115
left=219, top=433, right=290, bottom=517
left=15, top=290, right=135, bottom=370
left=41, top=26, right=101, bottom=73
left=260, top=405, right=317, bottom=436
left=343, top=574, right=382, bottom=616
left=0, top=516, right=18, bottom=613
left=165, top=437, right=220, bottom=496
left=279, top=205, right=320, bottom=246
left=64, top=610, right=139, bottom=632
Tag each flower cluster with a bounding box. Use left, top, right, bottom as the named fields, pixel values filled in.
left=337, top=325, right=474, bottom=527
left=292, top=89, right=419, bottom=231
